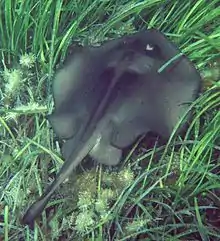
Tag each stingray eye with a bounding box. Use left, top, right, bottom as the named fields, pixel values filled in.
left=145, top=43, right=161, bottom=59
left=145, top=44, right=154, bottom=51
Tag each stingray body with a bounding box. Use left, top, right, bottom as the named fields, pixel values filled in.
left=22, top=29, right=201, bottom=227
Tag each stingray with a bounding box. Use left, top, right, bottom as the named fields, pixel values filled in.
left=21, top=29, right=201, bottom=227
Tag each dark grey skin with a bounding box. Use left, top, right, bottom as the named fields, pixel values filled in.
left=21, top=29, right=201, bottom=227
